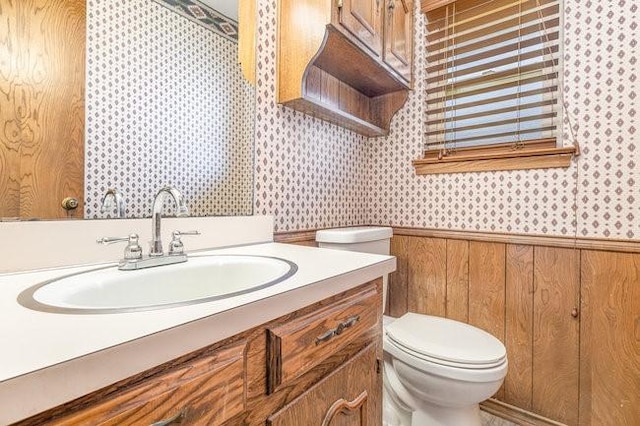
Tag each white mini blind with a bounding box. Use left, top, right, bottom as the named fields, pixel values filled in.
left=424, top=0, right=561, bottom=154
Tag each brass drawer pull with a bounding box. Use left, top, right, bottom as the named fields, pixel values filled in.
left=316, top=329, right=336, bottom=345
left=151, top=409, right=186, bottom=426
left=316, top=315, right=360, bottom=345
left=342, top=315, right=360, bottom=328
left=321, top=391, right=369, bottom=426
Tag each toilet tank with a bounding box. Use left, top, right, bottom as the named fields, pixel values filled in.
left=316, top=227, right=393, bottom=311
left=315, top=226, right=392, bottom=255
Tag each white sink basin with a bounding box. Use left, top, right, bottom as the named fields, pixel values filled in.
left=18, top=255, right=297, bottom=314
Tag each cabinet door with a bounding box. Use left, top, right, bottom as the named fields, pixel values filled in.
left=383, top=0, right=413, bottom=83
left=33, top=341, right=247, bottom=426
left=267, top=344, right=381, bottom=426
left=337, top=0, right=383, bottom=56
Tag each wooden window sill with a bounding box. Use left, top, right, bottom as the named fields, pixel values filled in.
left=412, top=140, right=578, bottom=175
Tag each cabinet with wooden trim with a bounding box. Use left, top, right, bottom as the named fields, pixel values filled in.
left=271, top=0, right=413, bottom=137
left=16, top=280, right=383, bottom=426
left=268, top=343, right=381, bottom=426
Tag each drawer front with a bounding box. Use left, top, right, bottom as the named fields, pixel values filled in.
left=50, top=341, right=246, bottom=426
left=267, top=282, right=381, bottom=394
left=267, top=343, right=381, bottom=426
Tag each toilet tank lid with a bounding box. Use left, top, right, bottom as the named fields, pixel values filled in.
left=316, top=227, right=393, bottom=243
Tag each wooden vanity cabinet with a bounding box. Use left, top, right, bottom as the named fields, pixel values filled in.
left=15, top=279, right=383, bottom=426
left=18, top=340, right=248, bottom=426
left=267, top=343, right=381, bottom=426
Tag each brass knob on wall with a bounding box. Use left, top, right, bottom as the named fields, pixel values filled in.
left=61, top=197, right=79, bottom=210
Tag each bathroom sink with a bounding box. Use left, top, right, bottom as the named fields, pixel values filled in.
left=18, top=255, right=297, bottom=314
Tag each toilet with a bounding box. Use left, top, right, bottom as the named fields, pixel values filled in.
left=316, top=227, right=508, bottom=426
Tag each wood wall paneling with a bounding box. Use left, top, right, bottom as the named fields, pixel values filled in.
left=468, top=242, right=506, bottom=341
left=278, top=228, right=640, bottom=426
left=445, top=239, right=469, bottom=322
left=389, top=235, right=409, bottom=317
left=504, top=244, right=534, bottom=410
left=579, top=251, right=640, bottom=426
left=532, top=247, right=580, bottom=425
left=468, top=241, right=506, bottom=400
left=407, top=236, right=447, bottom=317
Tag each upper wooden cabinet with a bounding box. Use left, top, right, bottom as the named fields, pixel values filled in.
left=273, top=0, right=414, bottom=136
left=383, top=0, right=413, bottom=82
left=336, top=0, right=383, bottom=56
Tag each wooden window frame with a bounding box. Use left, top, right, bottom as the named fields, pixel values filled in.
left=414, top=0, right=576, bottom=175
left=413, top=138, right=577, bottom=174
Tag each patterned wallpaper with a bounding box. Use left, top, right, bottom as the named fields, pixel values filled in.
left=85, top=0, right=253, bottom=219
left=252, top=0, right=370, bottom=231
left=367, top=0, right=638, bottom=239
left=252, top=0, right=637, bottom=240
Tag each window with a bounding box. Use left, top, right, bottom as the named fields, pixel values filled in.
left=413, top=0, right=577, bottom=174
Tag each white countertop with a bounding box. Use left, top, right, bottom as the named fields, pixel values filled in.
left=0, top=242, right=395, bottom=423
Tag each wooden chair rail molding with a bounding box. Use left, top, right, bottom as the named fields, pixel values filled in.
left=274, top=227, right=640, bottom=253
left=412, top=140, right=579, bottom=175
left=392, top=226, right=640, bottom=253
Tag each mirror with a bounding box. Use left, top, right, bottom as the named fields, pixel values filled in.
left=0, top=0, right=254, bottom=221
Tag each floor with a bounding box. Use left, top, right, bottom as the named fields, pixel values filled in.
left=481, top=410, right=519, bottom=426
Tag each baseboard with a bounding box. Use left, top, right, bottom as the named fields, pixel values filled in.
left=481, top=399, right=566, bottom=426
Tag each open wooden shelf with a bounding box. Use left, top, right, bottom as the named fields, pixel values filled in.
left=276, top=1, right=412, bottom=137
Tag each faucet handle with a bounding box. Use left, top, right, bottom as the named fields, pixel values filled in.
left=97, top=234, right=143, bottom=260
left=169, top=230, right=201, bottom=256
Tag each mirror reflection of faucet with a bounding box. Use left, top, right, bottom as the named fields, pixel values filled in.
left=100, top=188, right=126, bottom=218
left=96, top=186, right=200, bottom=270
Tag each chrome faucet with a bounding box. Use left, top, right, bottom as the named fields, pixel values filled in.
left=100, top=188, right=126, bottom=218
left=149, top=185, right=190, bottom=257
left=96, top=185, right=199, bottom=270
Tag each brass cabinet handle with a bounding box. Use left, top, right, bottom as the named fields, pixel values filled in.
left=321, top=391, right=368, bottom=426
left=571, top=307, right=579, bottom=318
left=316, top=329, right=336, bottom=345
left=315, top=315, right=360, bottom=345
left=151, top=409, right=186, bottom=426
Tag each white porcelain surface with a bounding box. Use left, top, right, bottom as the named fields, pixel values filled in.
left=383, top=320, right=508, bottom=426
left=28, top=255, right=295, bottom=311
left=316, top=226, right=393, bottom=244
left=385, top=313, right=507, bottom=367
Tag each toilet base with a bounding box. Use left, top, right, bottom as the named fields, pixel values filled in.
left=411, top=401, right=481, bottom=426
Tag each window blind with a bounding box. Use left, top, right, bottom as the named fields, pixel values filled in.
left=424, top=0, right=561, bottom=154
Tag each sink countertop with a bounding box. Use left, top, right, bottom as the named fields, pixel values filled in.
left=0, top=242, right=395, bottom=424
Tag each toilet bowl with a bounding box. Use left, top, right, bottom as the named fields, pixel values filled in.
left=316, top=227, right=509, bottom=426
left=383, top=314, right=507, bottom=426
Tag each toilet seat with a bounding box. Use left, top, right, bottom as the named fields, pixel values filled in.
left=383, top=313, right=508, bottom=383
left=385, top=313, right=506, bottom=367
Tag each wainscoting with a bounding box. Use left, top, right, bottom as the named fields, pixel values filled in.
left=390, top=228, right=640, bottom=426
left=275, top=228, right=640, bottom=425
